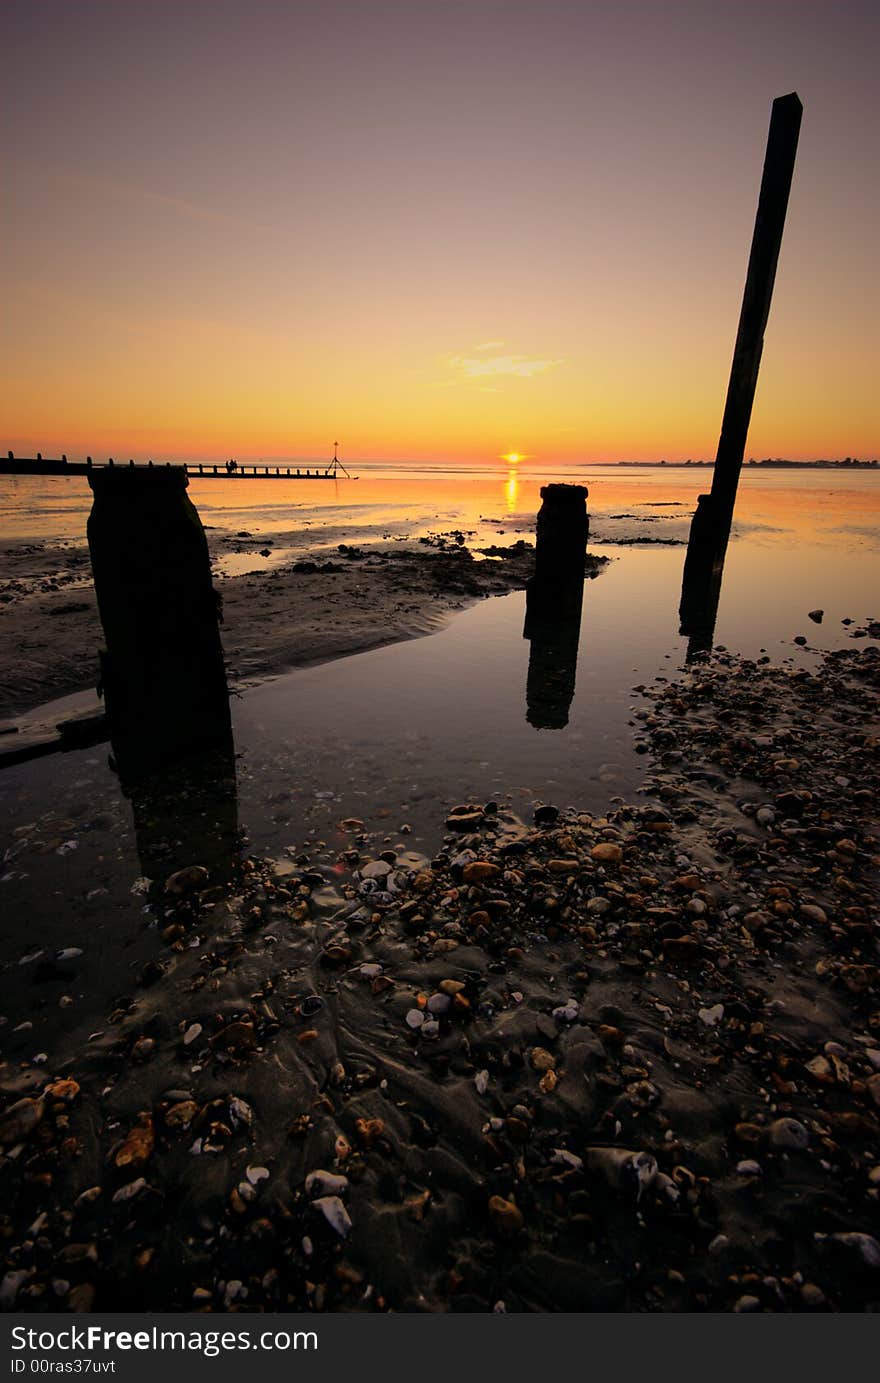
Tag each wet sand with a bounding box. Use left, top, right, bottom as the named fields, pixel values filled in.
left=0, top=532, right=606, bottom=722
left=2, top=637, right=878, bottom=1312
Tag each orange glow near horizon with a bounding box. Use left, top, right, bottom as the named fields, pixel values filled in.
left=3, top=5, right=878, bottom=466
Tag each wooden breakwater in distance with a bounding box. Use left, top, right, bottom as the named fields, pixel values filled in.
left=87, top=465, right=233, bottom=784
left=680, top=92, right=803, bottom=654
left=523, top=484, right=589, bottom=729
left=1, top=453, right=341, bottom=480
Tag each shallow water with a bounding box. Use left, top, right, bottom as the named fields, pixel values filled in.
left=1, top=465, right=878, bottom=1053
left=3, top=465, right=879, bottom=857
left=4, top=461, right=879, bottom=550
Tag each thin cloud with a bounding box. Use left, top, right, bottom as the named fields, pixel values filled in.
left=473, top=340, right=506, bottom=352
left=445, top=353, right=565, bottom=380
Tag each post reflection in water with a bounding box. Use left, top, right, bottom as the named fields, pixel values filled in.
left=119, top=739, right=239, bottom=892
left=678, top=492, right=733, bottom=660
left=87, top=466, right=239, bottom=888
left=523, top=578, right=584, bottom=729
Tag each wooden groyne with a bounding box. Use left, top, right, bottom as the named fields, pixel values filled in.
left=1, top=454, right=347, bottom=480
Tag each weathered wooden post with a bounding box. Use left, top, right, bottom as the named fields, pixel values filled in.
left=87, top=466, right=231, bottom=781
left=523, top=484, right=589, bottom=728
left=680, top=92, right=802, bottom=647
left=710, top=91, right=802, bottom=522
left=530, top=483, right=589, bottom=598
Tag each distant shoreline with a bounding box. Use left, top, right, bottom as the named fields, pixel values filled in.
left=5, top=457, right=878, bottom=473
left=614, top=458, right=879, bottom=469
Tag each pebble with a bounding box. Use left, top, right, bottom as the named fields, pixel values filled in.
left=0, top=1271, right=31, bottom=1310
left=114, top=1115, right=155, bottom=1170
left=44, top=1078, right=79, bottom=1102
left=734, top=1294, right=761, bottom=1312
left=828, top=1232, right=880, bottom=1268
left=586, top=1147, right=658, bottom=1199
left=800, top=903, right=828, bottom=924
left=165, top=1100, right=198, bottom=1129
left=530, top=1047, right=556, bottom=1072
left=552, top=999, right=579, bottom=1023
left=698, top=1004, right=724, bottom=1027
left=312, top=1195, right=352, bottom=1238
left=305, top=1170, right=348, bottom=1197
left=229, top=1097, right=255, bottom=1129
left=488, top=1195, right=524, bottom=1235
left=112, top=1178, right=146, bottom=1203
left=591, top=842, right=623, bottom=865
left=462, top=861, right=500, bottom=883
left=806, top=1054, right=833, bottom=1083
left=736, top=1160, right=763, bottom=1177
left=768, top=1117, right=810, bottom=1151
left=800, top=1283, right=826, bottom=1307
left=360, top=860, right=392, bottom=880
left=551, top=1148, right=584, bottom=1171
left=0, top=1096, right=44, bottom=1147
left=165, top=864, right=209, bottom=895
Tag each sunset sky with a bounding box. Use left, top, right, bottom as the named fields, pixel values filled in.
left=3, top=0, right=878, bottom=464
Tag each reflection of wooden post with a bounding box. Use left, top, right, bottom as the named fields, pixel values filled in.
left=523, top=591, right=583, bottom=729
left=710, top=92, right=803, bottom=523
left=678, top=493, right=727, bottom=659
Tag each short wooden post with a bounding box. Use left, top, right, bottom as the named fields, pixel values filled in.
left=522, top=484, right=589, bottom=729
left=87, top=467, right=230, bottom=779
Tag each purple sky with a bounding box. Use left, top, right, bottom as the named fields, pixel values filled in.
left=3, top=1, right=878, bottom=462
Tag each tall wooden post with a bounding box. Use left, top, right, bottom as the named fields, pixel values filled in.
left=680, top=93, right=802, bottom=649
left=709, top=91, right=803, bottom=521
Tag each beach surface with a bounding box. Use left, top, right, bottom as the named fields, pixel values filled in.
left=1, top=637, right=878, bottom=1312
left=0, top=531, right=551, bottom=722
left=1, top=465, right=879, bottom=1312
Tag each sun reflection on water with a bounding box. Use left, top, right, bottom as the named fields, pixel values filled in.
left=505, top=467, right=519, bottom=512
